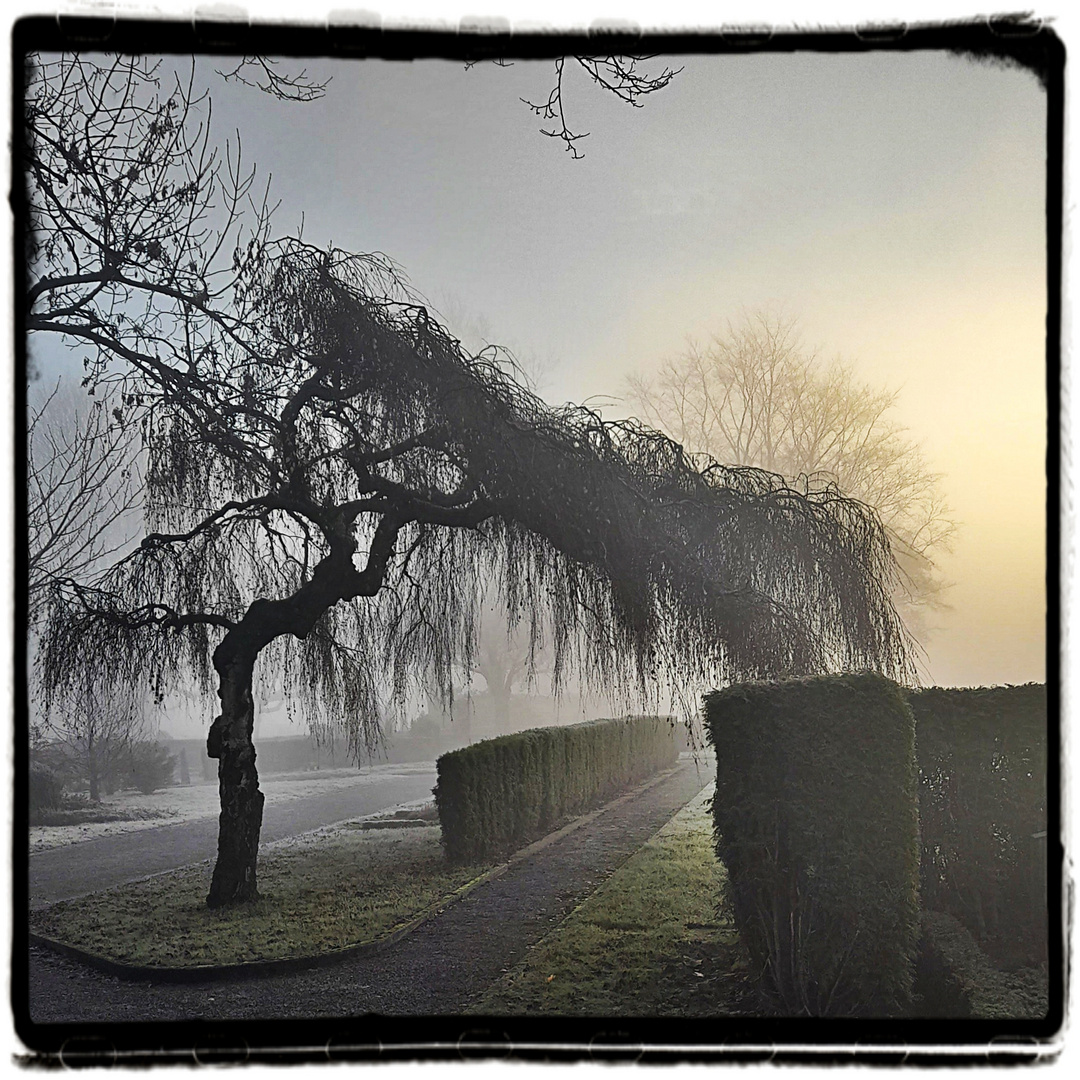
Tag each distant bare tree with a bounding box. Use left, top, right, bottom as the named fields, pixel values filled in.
left=625, top=313, right=956, bottom=633
left=44, top=675, right=147, bottom=802
left=466, top=587, right=557, bottom=729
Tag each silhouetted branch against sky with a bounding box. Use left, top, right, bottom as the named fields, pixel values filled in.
left=27, top=379, right=142, bottom=624
left=468, top=53, right=682, bottom=157
left=216, top=56, right=331, bottom=102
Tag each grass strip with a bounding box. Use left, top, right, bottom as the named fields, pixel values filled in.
left=471, top=784, right=752, bottom=1016
left=30, top=822, right=494, bottom=968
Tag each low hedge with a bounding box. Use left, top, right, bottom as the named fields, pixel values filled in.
left=911, top=684, right=1048, bottom=969
left=706, top=673, right=920, bottom=1017
left=435, top=716, right=679, bottom=862
left=915, top=910, right=1048, bottom=1019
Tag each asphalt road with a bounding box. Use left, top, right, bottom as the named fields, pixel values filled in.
left=28, top=762, right=439, bottom=909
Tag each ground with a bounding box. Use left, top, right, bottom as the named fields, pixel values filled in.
left=26, top=759, right=716, bottom=1023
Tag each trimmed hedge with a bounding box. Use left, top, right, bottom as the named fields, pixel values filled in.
left=434, top=716, right=679, bottom=862
left=915, top=910, right=1048, bottom=1019
left=911, top=684, right=1047, bottom=970
left=705, top=673, right=920, bottom=1017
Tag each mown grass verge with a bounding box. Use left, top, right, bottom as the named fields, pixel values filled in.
left=471, top=785, right=753, bottom=1016
left=31, top=821, right=495, bottom=968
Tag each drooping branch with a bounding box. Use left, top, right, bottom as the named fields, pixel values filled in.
left=27, top=379, right=142, bottom=622
left=520, top=55, right=683, bottom=158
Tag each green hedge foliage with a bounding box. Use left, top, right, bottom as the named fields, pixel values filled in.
left=911, top=684, right=1048, bottom=970
left=915, top=910, right=1048, bottom=1019
left=435, top=716, right=679, bottom=862
left=706, top=673, right=920, bottom=1017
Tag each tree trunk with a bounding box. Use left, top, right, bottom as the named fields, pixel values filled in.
left=488, top=682, right=512, bottom=733
left=205, top=652, right=264, bottom=908
left=87, top=732, right=99, bottom=803
left=199, top=519, right=404, bottom=908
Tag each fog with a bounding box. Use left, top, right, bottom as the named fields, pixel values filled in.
left=28, top=43, right=1049, bottom=755
left=198, top=47, right=1049, bottom=690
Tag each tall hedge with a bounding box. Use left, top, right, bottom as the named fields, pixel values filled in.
left=435, top=716, right=679, bottom=862
left=706, top=673, right=920, bottom=1016
left=911, top=684, right=1047, bottom=969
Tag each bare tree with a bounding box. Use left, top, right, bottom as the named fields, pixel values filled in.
left=625, top=313, right=956, bottom=631
left=26, top=54, right=910, bottom=910
left=27, top=378, right=142, bottom=622
left=458, top=586, right=557, bottom=733
left=42, top=673, right=146, bottom=802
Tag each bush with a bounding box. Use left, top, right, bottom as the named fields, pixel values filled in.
left=915, top=910, right=1048, bottom=1019
left=29, top=763, right=64, bottom=821
left=435, top=716, right=679, bottom=862
left=126, top=741, right=177, bottom=794
left=705, top=673, right=920, bottom=1017
left=912, top=684, right=1048, bottom=969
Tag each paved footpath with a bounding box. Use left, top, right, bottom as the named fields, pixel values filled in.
left=25, top=756, right=713, bottom=1025
left=29, top=763, right=438, bottom=909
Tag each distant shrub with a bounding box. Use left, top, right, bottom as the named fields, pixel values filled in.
left=248, top=735, right=355, bottom=775
left=409, top=715, right=442, bottom=740
left=29, top=763, right=64, bottom=821
left=31, top=741, right=81, bottom=788
left=435, top=716, right=679, bottom=862
left=126, top=741, right=177, bottom=794
left=912, top=684, right=1048, bottom=969
left=706, top=673, right=920, bottom=1017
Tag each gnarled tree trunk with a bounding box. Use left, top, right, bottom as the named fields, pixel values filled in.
left=87, top=729, right=100, bottom=803
left=198, top=521, right=404, bottom=908
left=205, top=648, right=264, bottom=908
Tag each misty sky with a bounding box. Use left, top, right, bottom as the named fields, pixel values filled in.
left=27, top=41, right=1048, bottom=709
left=197, top=46, right=1046, bottom=689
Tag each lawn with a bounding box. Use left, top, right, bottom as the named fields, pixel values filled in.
left=30, top=816, right=495, bottom=968
left=470, top=785, right=753, bottom=1016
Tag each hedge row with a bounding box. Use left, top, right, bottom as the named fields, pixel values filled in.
left=705, top=673, right=921, bottom=1017
left=434, top=716, right=679, bottom=862
left=911, top=684, right=1048, bottom=969
left=915, top=910, right=1049, bottom=1019
left=705, top=676, right=1050, bottom=1017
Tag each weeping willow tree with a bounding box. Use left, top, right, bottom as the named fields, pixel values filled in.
left=26, top=53, right=912, bottom=908
left=39, top=237, right=912, bottom=907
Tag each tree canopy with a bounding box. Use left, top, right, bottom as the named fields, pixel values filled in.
left=25, top=52, right=912, bottom=906
left=625, top=313, right=956, bottom=630
left=41, top=241, right=913, bottom=733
